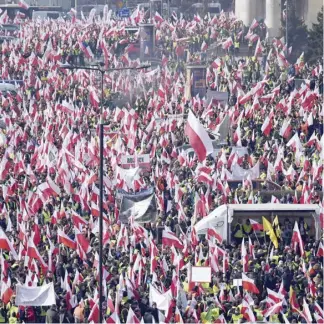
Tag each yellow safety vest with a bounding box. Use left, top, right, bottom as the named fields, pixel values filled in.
left=234, top=224, right=243, bottom=238
left=9, top=317, right=17, bottom=324
left=0, top=311, right=6, bottom=323
left=8, top=306, right=18, bottom=318
left=232, top=314, right=243, bottom=323
left=243, top=224, right=252, bottom=235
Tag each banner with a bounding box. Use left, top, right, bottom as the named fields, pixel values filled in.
left=190, top=66, right=207, bottom=98
left=139, top=24, right=155, bottom=61
left=116, top=187, right=155, bottom=207
left=15, top=283, right=56, bottom=306
left=232, top=161, right=260, bottom=180
left=119, top=188, right=157, bottom=224
left=121, top=154, right=151, bottom=171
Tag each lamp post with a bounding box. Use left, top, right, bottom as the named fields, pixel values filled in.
left=60, top=62, right=150, bottom=323
left=285, top=0, right=288, bottom=56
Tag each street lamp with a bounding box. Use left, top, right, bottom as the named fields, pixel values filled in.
left=285, top=0, right=288, bottom=56
left=60, top=62, right=150, bottom=323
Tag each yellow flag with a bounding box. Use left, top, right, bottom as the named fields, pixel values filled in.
left=262, top=216, right=279, bottom=248
left=272, top=215, right=281, bottom=238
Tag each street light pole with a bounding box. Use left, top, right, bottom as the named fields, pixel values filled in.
left=99, top=69, right=104, bottom=324
left=286, top=0, right=288, bottom=56
left=60, top=62, right=150, bottom=323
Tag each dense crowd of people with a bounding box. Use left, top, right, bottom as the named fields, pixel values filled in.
left=0, top=5, right=322, bottom=324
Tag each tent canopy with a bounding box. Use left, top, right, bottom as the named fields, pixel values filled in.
left=194, top=204, right=320, bottom=240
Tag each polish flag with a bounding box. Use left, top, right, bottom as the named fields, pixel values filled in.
left=302, top=298, right=313, bottom=323
left=88, top=302, right=99, bottom=323
left=185, top=110, right=213, bottom=162
left=91, top=201, right=100, bottom=217
left=27, top=237, right=47, bottom=269
left=222, top=37, right=233, bottom=50
left=254, top=37, right=263, bottom=57
left=211, top=58, right=221, bottom=69
left=58, top=229, right=77, bottom=250
left=1, top=279, right=14, bottom=304
left=241, top=238, right=248, bottom=273
left=244, top=304, right=256, bottom=323
left=280, top=118, right=292, bottom=139
left=249, top=18, right=259, bottom=30
left=75, top=228, right=91, bottom=253
left=18, top=0, right=30, bottom=9
left=267, top=288, right=284, bottom=304
left=248, top=236, right=255, bottom=259
left=126, top=306, right=141, bottom=323
left=72, top=212, right=88, bottom=230
left=314, top=301, right=324, bottom=318
left=316, top=241, right=324, bottom=257
left=0, top=228, right=18, bottom=259
left=158, top=84, right=165, bottom=98
left=106, top=312, right=121, bottom=324
left=154, top=11, right=164, bottom=23
left=249, top=219, right=263, bottom=231
left=242, top=273, right=259, bottom=294
left=201, top=41, right=208, bottom=52
left=162, top=230, right=184, bottom=250
left=262, top=301, right=283, bottom=318
left=261, top=116, right=272, bottom=136
left=291, top=221, right=304, bottom=256
left=207, top=228, right=222, bottom=244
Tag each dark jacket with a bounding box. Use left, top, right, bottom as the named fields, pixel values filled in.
left=45, top=306, right=60, bottom=324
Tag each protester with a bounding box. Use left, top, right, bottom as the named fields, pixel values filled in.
left=0, top=4, right=322, bottom=324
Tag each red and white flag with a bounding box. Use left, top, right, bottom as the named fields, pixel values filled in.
left=0, top=228, right=18, bottom=259
left=162, top=230, right=184, bottom=250
left=241, top=238, right=248, bottom=272
left=242, top=273, right=259, bottom=294
left=261, top=116, right=272, bottom=136
left=280, top=118, right=292, bottom=139
left=249, top=219, right=263, bottom=231
left=154, top=11, right=164, bottom=23
left=291, top=221, right=304, bottom=256
left=207, top=228, right=222, bottom=244
left=267, top=288, right=284, bottom=304
left=27, top=237, right=47, bottom=269
left=18, top=0, right=30, bottom=9
left=222, top=37, right=233, bottom=50
left=185, top=110, right=213, bottom=162
left=249, top=18, right=259, bottom=30
left=262, top=301, right=283, bottom=318
left=201, top=41, right=208, bottom=52
left=58, top=229, right=77, bottom=250
left=126, top=307, right=140, bottom=323
left=302, top=298, right=313, bottom=323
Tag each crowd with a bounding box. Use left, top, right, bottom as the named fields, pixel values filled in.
left=0, top=5, right=322, bottom=324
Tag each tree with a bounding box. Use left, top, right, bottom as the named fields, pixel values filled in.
left=281, top=1, right=308, bottom=63
left=306, top=7, right=323, bottom=63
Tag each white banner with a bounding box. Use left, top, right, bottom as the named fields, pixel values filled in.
left=15, top=283, right=56, bottom=306
left=231, top=161, right=260, bottom=180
